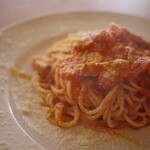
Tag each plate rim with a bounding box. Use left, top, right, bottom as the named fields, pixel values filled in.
left=0, top=10, right=150, bottom=34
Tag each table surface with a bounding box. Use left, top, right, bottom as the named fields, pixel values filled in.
left=0, top=0, right=150, bottom=29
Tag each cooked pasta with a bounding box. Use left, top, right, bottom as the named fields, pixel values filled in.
left=32, top=24, right=150, bottom=130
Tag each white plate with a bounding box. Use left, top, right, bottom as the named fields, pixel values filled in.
left=1, top=12, right=150, bottom=150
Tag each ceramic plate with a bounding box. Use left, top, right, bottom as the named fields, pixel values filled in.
left=1, top=12, right=150, bottom=150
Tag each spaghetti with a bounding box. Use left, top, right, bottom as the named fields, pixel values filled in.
left=32, top=24, right=150, bottom=131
